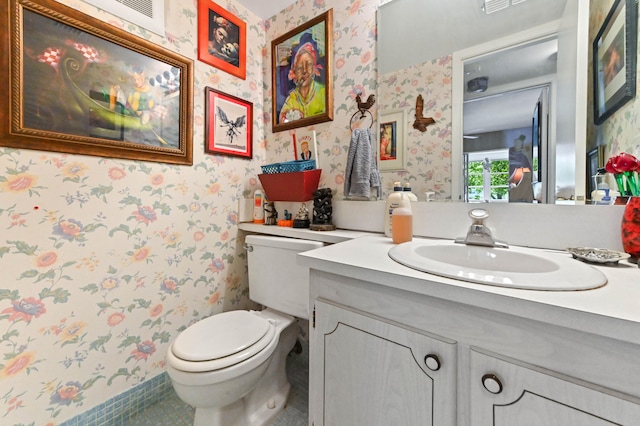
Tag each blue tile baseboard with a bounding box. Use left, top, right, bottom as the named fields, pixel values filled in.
left=60, top=341, right=309, bottom=426
left=60, top=372, right=176, bottom=426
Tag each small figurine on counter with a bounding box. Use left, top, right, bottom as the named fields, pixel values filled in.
left=293, top=203, right=311, bottom=228
left=278, top=210, right=294, bottom=227
left=264, top=200, right=278, bottom=225
left=310, top=188, right=336, bottom=231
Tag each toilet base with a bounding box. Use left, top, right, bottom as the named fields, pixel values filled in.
left=193, top=381, right=291, bottom=426
left=190, top=311, right=298, bottom=426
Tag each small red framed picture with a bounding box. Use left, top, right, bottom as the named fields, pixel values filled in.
left=205, top=87, right=252, bottom=158
left=197, top=0, right=246, bottom=80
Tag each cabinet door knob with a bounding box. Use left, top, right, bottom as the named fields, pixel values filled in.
left=482, top=374, right=503, bottom=394
left=424, top=354, right=441, bottom=371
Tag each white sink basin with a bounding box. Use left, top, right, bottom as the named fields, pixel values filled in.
left=388, top=240, right=607, bottom=291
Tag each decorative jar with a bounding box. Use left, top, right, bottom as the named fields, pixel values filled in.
left=621, top=196, right=640, bottom=261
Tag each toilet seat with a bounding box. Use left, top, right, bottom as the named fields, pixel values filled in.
left=169, top=310, right=276, bottom=373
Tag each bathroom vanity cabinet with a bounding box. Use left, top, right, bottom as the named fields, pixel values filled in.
left=303, top=237, right=640, bottom=426
left=314, top=299, right=457, bottom=425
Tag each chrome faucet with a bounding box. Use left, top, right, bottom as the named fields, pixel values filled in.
left=455, top=208, right=508, bottom=248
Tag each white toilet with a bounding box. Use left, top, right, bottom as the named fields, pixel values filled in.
left=166, top=235, right=324, bottom=426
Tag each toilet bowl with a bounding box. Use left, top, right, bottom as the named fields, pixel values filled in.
left=167, top=309, right=297, bottom=426
left=166, top=235, right=324, bottom=426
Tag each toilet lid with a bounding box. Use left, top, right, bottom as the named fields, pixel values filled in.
left=172, top=310, right=272, bottom=362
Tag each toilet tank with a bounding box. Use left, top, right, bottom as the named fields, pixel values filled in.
left=246, top=235, right=324, bottom=319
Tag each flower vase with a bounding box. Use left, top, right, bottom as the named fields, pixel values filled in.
left=621, top=196, right=640, bottom=261
left=615, top=196, right=630, bottom=205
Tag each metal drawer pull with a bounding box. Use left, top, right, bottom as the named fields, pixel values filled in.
left=482, top=374, right=503, bottom=394
left=424, top=354, right=441, bottom=371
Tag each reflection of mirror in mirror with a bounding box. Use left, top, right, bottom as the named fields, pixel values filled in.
left=461, top=37, right=556, bottom=204
left=377, top=0, right=590, bottom=204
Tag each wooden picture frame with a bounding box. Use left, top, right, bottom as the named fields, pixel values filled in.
left=593, top=0, right=637, bottom=125
left=204, top=87, right=252, bottom=159
left=197, top=0, right=246, bottom=80
left=0, top=0, right=193, bottom=165
left=271, top=9, right=333, bottom=133
left=379, top=109, right=406, bottom=171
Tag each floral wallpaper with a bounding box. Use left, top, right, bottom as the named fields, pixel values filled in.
left=0, top=0, right=267, bottom=423
left=377, top=58, right=453, bottom=200
left=588, top=0, right=640, bottom=163
left=0, top=0, right=396, bottom=423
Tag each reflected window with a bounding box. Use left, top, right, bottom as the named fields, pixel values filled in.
left=466, top=151, right=510, bottom=202
left=466, top=148, right=539, bottom=202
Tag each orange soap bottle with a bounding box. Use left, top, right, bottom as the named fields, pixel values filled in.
left=392, top=193, right=413, bottom=244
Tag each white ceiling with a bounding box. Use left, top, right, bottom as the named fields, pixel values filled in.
left=463, top=38, right=558, bottom=134
left=233, top=0, right=296, bottom=19
left=378, top=0, right=567, bottom=74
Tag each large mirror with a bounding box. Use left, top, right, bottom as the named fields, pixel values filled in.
left=377, top=0, right=591, bottom=204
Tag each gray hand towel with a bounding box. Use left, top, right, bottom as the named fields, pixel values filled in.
left=344, top=128, right=381, bottom=198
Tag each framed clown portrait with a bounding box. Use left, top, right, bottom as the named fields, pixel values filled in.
left=0, top=0, right=194, bottom=165
left=271, top=9, right=334, bottom=133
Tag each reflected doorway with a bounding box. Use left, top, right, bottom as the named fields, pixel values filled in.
left=463, top=85, right=549, bottom=203
left=461, top=35, right=556, bottom=203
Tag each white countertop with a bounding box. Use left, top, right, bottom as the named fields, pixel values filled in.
left=298, top=235, right=640, bottom=346
left=238, top=222, right=375, bottom=244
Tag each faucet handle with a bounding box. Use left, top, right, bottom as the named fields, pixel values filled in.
left=468, top=208, right=489, bottom=224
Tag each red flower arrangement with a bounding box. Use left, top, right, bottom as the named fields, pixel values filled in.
left=605, top=152, right=640, bottom=197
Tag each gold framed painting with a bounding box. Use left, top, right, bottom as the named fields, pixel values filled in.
left=0, top=0, right=194, bottom=165
left=271, top=9, right=333, bottom=133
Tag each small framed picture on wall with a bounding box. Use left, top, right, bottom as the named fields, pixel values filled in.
left=379, top=109, right=406, bottom=171
left=293, top=130, right=319, bottom=165
left=197, top=0, right=247, bottom=79
left=204, top=87, right=253, bottom=159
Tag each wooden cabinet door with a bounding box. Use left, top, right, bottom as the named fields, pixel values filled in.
left=312, top=300, right=456, bottom=426
left=469, top=348, right=640, bottom=425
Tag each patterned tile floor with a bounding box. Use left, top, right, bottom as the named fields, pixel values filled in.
left=126, top=342, right=309, bottom=425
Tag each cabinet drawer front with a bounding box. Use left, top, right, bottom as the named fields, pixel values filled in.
left=470, top=348, right=640, bottom=425
left=314, top=300, right=456, bottom=426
